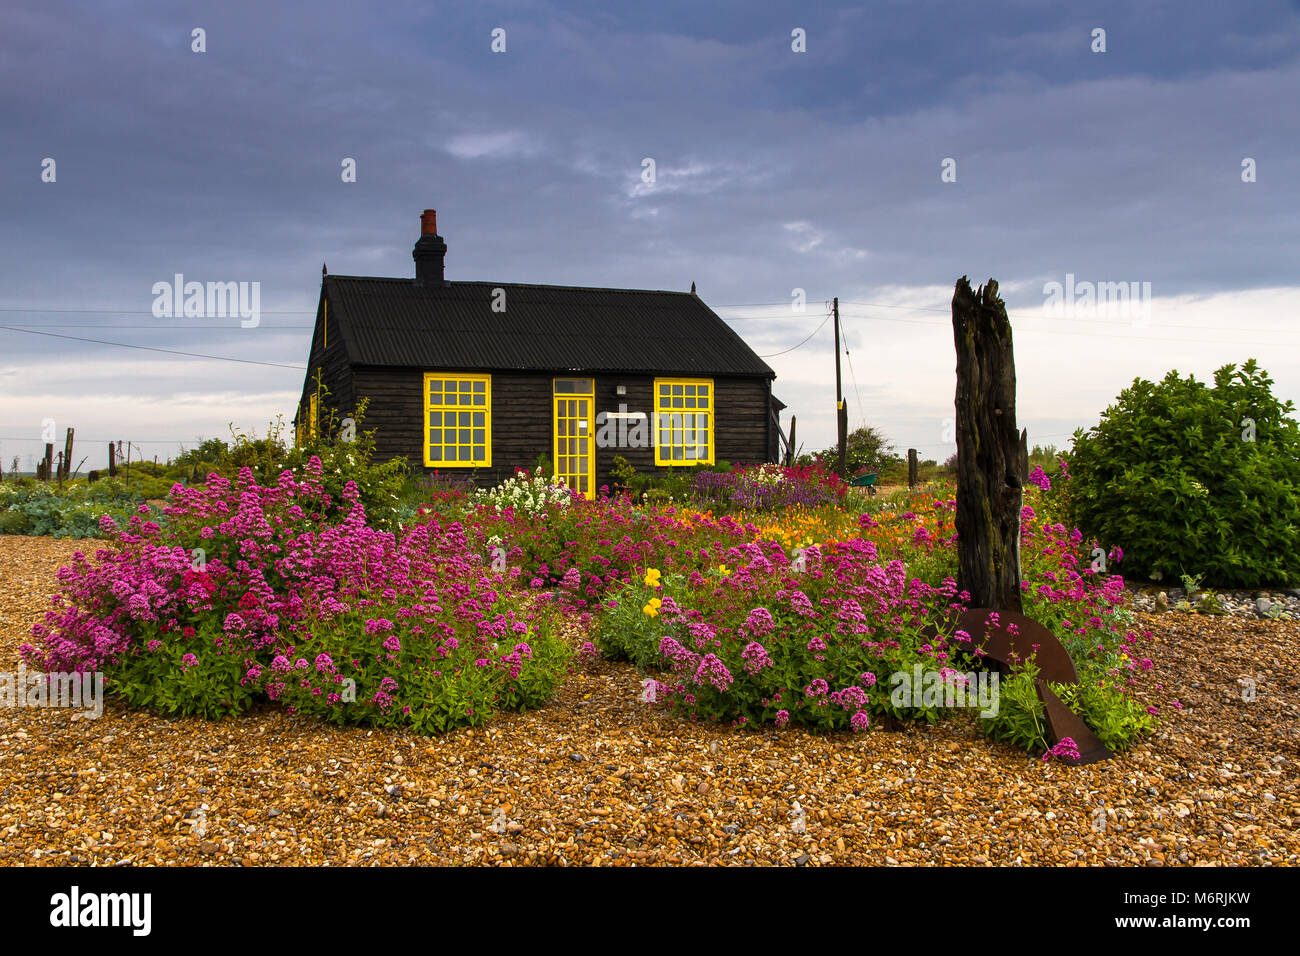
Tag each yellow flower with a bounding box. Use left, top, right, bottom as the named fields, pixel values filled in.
left=643, top=568, right=662, bottom=587
left=642, top=603, right=659, bottom=618
left=718, top=564, right=731, bottom=577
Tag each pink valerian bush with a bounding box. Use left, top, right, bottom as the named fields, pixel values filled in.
left=22, top=461, right=572, bottom=733
left=1042, top=736, right=1082, bottom=762
left=1028, top=466, right=1051, bottom=491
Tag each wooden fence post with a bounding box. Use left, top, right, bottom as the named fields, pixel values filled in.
left=62, top=428, right=74, bottom=481
left=41, top=443, right=54, bottom=482
left=108, top=442, right=117, bottom=477
left=786, top=416, right=797, bottom=467
left=952, top=276, right=1024, bottom=613
left=907, top=448, right=918, bottom=488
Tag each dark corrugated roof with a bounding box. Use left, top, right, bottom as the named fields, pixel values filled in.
left=323, top=276, right=775, bottom=377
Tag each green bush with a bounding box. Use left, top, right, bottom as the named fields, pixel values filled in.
left=218, top=398, right=410, bottom=533
left=0, top=479, right=154, bottom=538
left=1067, top=360, right=1300, bottom=587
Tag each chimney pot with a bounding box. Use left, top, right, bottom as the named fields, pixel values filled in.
left=413, top=209, right=447, bottom=285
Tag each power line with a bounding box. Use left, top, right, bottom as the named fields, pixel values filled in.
left=0, top=324, right=313, bottom=329
left=757, top=308, right=832, bottom=358
left=0, top=437, right=193, bottom=444
left=839, top=315, right=868, bottom=427
left=0, top=308, right=316, bottom=315
left=0, top=326, right=306, bottom=369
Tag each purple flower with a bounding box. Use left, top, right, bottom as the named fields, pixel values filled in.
left=740, top=641, right=773, bottom=675
left=181, top=653, right=198, bottom=668
left=694, top=654, right=734, bottom=693
left=743, top=607, right=775, bottom=636
left=850, top=710, right=870, bottom=732
left=774, top=710, right=790, bottom=728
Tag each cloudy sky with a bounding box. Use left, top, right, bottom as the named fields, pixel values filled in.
left=2, top=0, right=1298, bottom=472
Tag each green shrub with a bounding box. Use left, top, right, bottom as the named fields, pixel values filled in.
left=1067, top=360, right=1300, bottom=587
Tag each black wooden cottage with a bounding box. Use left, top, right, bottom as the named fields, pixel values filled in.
left=296, top=210, right=783, bottom=497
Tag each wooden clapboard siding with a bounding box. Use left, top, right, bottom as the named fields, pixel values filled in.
left=298, top=288, right=354, bottom=428
left=350, top=369, right=775, bottom=490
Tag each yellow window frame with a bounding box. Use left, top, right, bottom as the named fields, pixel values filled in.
left=653, top=377, right=714, bottom=466
left=423, top=372, right=492, bottom=467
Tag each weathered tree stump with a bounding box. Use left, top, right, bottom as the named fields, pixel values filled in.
left=952, top=276, right=1024, bottom=612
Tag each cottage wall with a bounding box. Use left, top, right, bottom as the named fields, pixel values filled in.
left=349, top=367, right=774, bottom=490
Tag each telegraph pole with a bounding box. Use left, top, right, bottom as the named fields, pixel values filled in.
left=833, top=297, right=847, bottom=476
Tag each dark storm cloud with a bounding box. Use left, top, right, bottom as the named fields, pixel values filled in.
left=1, top=0, right=1297, bottom=465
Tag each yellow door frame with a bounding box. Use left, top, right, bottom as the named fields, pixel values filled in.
left=552, top=382, right=595, bottom=499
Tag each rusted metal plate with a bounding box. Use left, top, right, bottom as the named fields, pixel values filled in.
left=954, top=608, right=1078, bottom=686
left=931, top=607, right=1112, bottom=764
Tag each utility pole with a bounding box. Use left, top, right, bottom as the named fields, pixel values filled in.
left=833, top=296, right=847, bottom=477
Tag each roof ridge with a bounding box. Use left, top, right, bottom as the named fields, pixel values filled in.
left=325, top=275, right=699, bottom=297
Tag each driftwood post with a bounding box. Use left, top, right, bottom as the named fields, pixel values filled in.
left=108, top=442, right=117, bottom=477
left=41, top=443, right=54, bottom=482
left=907, top=448, right=918, bottom=488
left=62, top=428, right=74, bottom=481
left=952, top=276, right=1024, bottom=612
left=786, top=416, right=796, bottom=467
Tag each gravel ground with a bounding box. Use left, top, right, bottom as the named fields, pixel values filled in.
left=1, top=536, right=1297, bottom=866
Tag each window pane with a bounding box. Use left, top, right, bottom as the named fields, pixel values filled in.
left=473, top=429, right=484, bottom=443
left=459, top=412, right=470, bottom=426
left=672, top=446, right=684, bottom=460
left=473, top=446, right=486, bottom=461
left=472, top=412, right=485, bottom=427
left=429, top=428, right=441, bottom=443
left=472, top=380, right=485, bottom=393
left=429, top=447, right=442, bottom=461
left=429, top=392, right=442, bottom=405
left=459, top=381, right=471, bottom=393
left=443, top=412, right=456, bottom=426
left=459, top=429, right=470, bottom=444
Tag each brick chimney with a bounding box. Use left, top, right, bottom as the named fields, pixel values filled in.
left=413, top=208, right=447, bottom=286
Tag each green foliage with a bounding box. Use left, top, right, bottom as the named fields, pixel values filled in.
left=609, top=455, right=637, bottom=490
left=1067, top=360, right=1300, bottom=587
left=110, top=619, right=255, bottom=721
left=800, top=425, right=904, bottom=476
left=0, top=478, right=160, bottom=538
left=981, top=657, right=1157, bottom=756
left=1050, top=680, right=1156, bottom=753
left=221, top=398, right=410, bottom=533
left=978, top=659, right=1050, bottom=752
